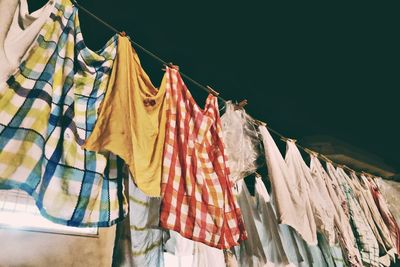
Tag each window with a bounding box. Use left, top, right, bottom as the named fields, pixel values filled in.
left=0, top=189, right=97, bottom=236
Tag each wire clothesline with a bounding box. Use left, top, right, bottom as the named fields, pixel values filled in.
left=71, top=0, right=378, bottom=179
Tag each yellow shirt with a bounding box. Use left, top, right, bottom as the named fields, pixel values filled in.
left=83, top=36, right=167, bottom=197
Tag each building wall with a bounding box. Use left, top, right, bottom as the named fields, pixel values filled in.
left=0, top=226, right=115, bottom=267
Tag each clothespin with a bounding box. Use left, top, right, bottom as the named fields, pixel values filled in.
left=253, top=119, right=266, bottom=127
left=162, top=62, right=180, bottom=71
left=206, top=86, right=220, bottom=97
left=343, top=165, right=354, bottom=173
left=319, top=154, right=332, bottom=163
left=281, top=137, right=296, bottom=143
left=336, top=163, right=345, bottom=169
left=304, top=148, right=319, bottom=157
left=234, top=99, right=248, bottom=110
left=119, top=31, right=127, bottom=37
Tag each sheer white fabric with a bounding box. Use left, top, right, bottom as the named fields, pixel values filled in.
left=221, top=101, right=262, bottom=181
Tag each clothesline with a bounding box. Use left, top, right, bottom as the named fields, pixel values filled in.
left=71, top=0, right=377, bottom=179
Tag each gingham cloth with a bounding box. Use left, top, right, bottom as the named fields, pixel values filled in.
left=160, top=67, right=247, bottom=249
left=335, top=168, right=380, bottom=267
left=0, top=0, right=128, bottom=227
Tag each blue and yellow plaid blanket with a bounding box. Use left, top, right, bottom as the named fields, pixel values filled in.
left=0, top=0, right=128, bottom=227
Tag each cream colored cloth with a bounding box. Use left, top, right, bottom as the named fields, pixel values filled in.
left=0, top=0, right=55, bottom=84
left=83, top=36, right=167, bottom=197
left=284, top=140, right=335, bottom=246
left=259, top=126, right=317, bottom=245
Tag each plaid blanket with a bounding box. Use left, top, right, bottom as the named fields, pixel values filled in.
left=0, top=0, right=128, bottom=227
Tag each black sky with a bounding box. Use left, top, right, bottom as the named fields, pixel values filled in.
left=31, top=0, right=400, bottom=171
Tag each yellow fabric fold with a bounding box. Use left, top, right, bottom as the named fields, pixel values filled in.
left=83, top=36, right=167, bottom=197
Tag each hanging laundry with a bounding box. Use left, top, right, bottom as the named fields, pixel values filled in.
left=0, top=0, right=56, bottom=84
left=365, top=175, right=400, bottom=259
left=233, top=179, right=267, bottom=267
left=126, top=177, right=164, bottom=267
left=376, top=178, right=400, bottom=225
left=193, top=241, right=227, bottom=267
left=253, top=175, right=293, bottom=267
left=160, top=67, right=246, bottom=249
left=334, top=167, right=380, bottom=266
left=317, top=233, right=341, bottom=267
left=0, top=0, right=128, bottom=227
left=258, top=126, right=317, bottom=245
left=284, top=140, right=335, bottom=246
left=164, top=231, right=226, bottom=267
left=310, top=155, right=362, bottom=267
left=279, top=225, right=306, bottom=265
left=164, top=231, right=196, bottom=267
left=221, top=101, right=263, bottom=181
left=349, top=172, right=396, bottom=263
left=83, top=36, right=167, bottom=197
left=292, top=232, right=328, bottom=267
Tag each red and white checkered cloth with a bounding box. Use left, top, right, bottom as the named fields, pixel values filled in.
left=160, top=67, right=247, bottom=249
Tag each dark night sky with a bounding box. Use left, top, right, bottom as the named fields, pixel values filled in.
left=31, top=1, right=400, bottom=171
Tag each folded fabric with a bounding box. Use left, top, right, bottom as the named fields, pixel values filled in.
left=83, top=36, right=167, bottom=197
left=259, top=126, right=317, bottom=245
left=160, top=67, right=246, bottom=249
left=0, top=0, right=128, bottom=227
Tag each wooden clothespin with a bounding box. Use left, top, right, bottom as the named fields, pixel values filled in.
left=253, top=119, right=266, bottom=127
left=281, top=137, right=296, bottom=143
left=304, top=148, right=318, bottom=157
left=162, top=62, right=180, bottom=71
left=343, top=165, right=354, bottom=172
left=234, top=99, right=248, bottom=110
left=319, top=154, right=332, bottom=163
left=206, top=85, right=219, bottom=97
left=119, top=31, right=127, bottom=37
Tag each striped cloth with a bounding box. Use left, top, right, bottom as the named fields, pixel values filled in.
left=0, top=0, right=128, bottom=227
left=160, top=67, right=247, bottom=249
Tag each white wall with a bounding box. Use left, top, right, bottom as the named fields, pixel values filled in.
left=0, top=226, right=115, bottom=267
